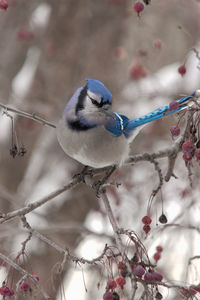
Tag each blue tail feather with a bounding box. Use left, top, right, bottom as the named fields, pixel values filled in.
left=125, top=92, right=195, bottom=135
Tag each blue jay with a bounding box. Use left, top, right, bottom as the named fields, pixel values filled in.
left=56, top=79, right=195, bottom=168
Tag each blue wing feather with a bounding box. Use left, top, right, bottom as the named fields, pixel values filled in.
left=105, top=113, right=129, bottom=137
left=124, top=92, right=195, bottom=135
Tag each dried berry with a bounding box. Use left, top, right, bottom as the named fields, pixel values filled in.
left=112, top=292, right=120, bottom=300
left=133, top=1, right=144, bottom=16
left=10, top=144, right=18, bottom=158
left=170, top=125, right=180, bottom=137
left=18, top=146, right=27, bottom=157
left=133, top=264, right=145, bottom=278
left=159, top=214, right=167, bottom=224
left=121, top=267, right=128, bottom=278
left=118, top=261, right=126, bottom=270
left=155, top=291, right=163, bottom=299
left=178, top=64, right=186, bottom=76
left=156, top=246, right=163, bottom=253
left=130, top=254, right=139, bottom=264
left=143, top=0, right=151, bottom=4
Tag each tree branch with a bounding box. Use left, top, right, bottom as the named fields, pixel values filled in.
left=0, top=102, right=56, bottom=128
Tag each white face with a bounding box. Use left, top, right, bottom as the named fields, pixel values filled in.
left=87, top=90, right=102, bottom=105
left=78, top=91, right=111, bottom=125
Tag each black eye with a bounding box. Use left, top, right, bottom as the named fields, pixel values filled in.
left=90, top=98, right=98, bottom=105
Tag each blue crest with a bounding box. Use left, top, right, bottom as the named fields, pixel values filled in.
left=86, top=79, right=112, bottom=104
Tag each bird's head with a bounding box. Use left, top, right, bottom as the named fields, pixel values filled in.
left=75, top=79, right=114, bottom=125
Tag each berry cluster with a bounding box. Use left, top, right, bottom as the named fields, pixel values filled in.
left=142, top=215, right=152, bottom=233
left=132, top=264, right=163, bottom=283
left=182, top=137, right=200, bottom=163
left=153, top=245, right=163, bottom=263
left=103, top=254, right=163, bottom=300
left=0, top=252, right=40, bottom=298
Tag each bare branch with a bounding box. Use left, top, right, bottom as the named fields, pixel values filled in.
left=0, top=102, right=56, bottom=128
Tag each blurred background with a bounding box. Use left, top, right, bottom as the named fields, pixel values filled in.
left=0, top=0, right=200, bottom=299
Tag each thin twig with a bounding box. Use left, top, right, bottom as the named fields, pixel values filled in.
left=0, top=102, right=56, bottom=128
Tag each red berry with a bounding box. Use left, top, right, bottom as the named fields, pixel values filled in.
left=170, top=125, right=180, bottom=136
left=0, top=0, right=8, bottom=10
left=152, top=271, right=163, bottom=282
left=178, top=64, right=186, bottom=76
left=156, top=246, right=163, bottom=252
left=130, top=62, right=147, bottom=80
left=103, top=291, right=113, bottom=300
left=143, top=224, right=151, bottom=233
left=20, top=281, right=30, bottom=292
left=107, top=279, right=117, bottom=290
left=182, top=140, right=194, bottom=152
left=118, top=261, right=126, bottom=270
left=189, top=286, right=197, bottom=295
left=113, top=47, right=126, bottom=60
left=194, top=148, right=200, bottom=159
left=191, top=285, right=200, bottom=293
left=144, top=271, right=154, bottom=283
left=133, top=1, right=144, bottom=16
left=153, top=39, right=162, bottom=50
left=0, top=285, right=14, bottom=296
left=169, top=100, right=179, bottom=111
left=182, top=152, right=193, bottom=162
left=153, top=252, right=161, bottom=262
left=116, top=277, right=126, bottom=288
left=142, top=215, right=152, bottom=224
left=133, top=264, right=145, bottom=278
left=131, top=264, right=135, bottom=270
left=181, top=188, right=189, bottom=197
left=17, top=29, right=34, bottom=41
left=180, top=288, right=189, bottom=297
left=33, top=274, right=39, bottom=281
